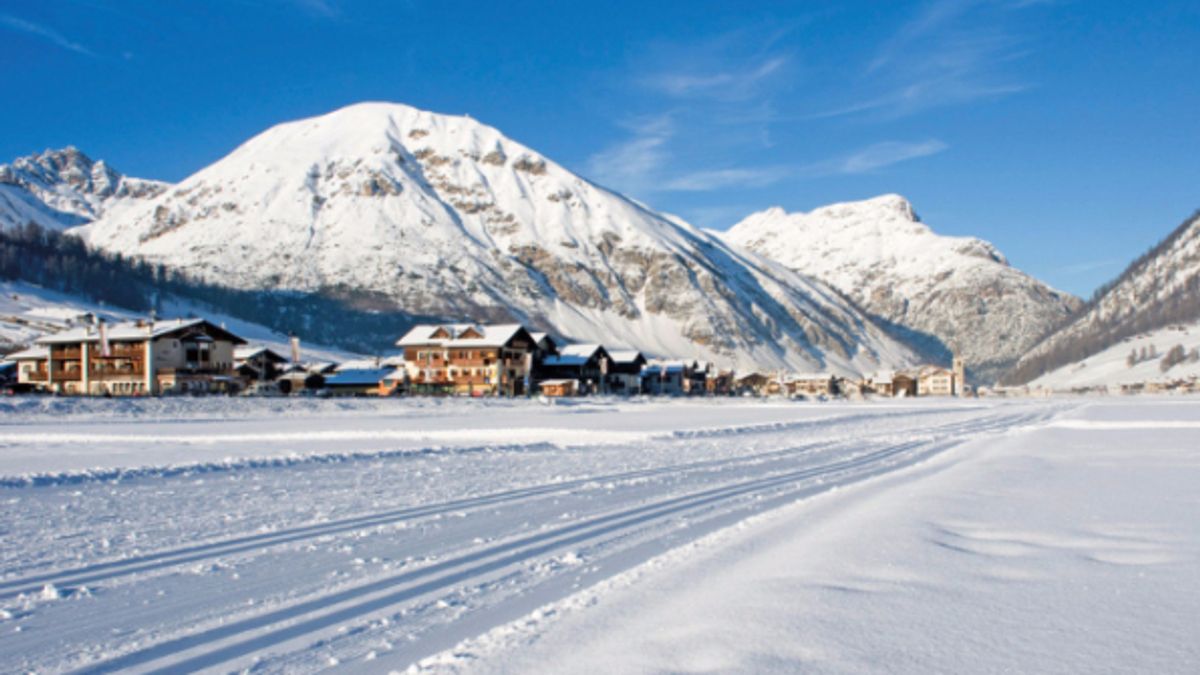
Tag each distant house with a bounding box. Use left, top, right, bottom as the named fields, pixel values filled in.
left=26, top=318, right=245, bottom=395
left=538, top=378, right=578, bottom=397
left=735, top=372, right=771, bottom=396
left=892, top=373, right=918, bottom=397
left=324, top=367, right=393, bottom=396
left=789, top=374, right=838, bottom=397
left=541, top=343, right=612, bottom=394
left=396, top=323, right=538, bottom=396
left=641, top=360, right=687, bottom=396
left=865, top=371, right=895, bottom=397
left=917, top=366, right=956, bottom=396
left=234, top=346, right=289, bottom=386
left=605, top=350, right=647, bottom=395
left=277, top=362, right=328, bottom=394
left=705, top=368, right=736, bottom=396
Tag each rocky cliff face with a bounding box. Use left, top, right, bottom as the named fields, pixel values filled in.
left=0, top=147, right=167, bottom=231
left=72, top=102, right=917, bottom=374
left=721, top=195, right=1081, bottom=382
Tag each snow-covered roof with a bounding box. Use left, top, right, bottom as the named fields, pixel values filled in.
left=607, top=350, right=644, bottom=364
left=538, top=378, right=576, bottom=387
left=335, top=358, right=382, bottom=371
left=380, top=353, right=407, bottom=367
left=5, top=345, right=48, bottom=360
left=37, top=318, right=246, bottom=345
left=396, top=323, right=529, bottom=348
left=559, top=343, right=603, bottom=359
left=380, top=367, right=408, bottom=382
left=234, top=345, right=288, bottom=363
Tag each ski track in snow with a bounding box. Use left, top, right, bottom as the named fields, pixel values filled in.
left=0, top=399, right=1067, bottom=673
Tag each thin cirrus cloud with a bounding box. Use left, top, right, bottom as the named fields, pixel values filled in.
left=827, top=139, right=949, bottom=174
left=0, top=13, right=94, bottom=57
left=813, top=0, right=1033, bottom=120
left=640, top=56, right=789, bottom=101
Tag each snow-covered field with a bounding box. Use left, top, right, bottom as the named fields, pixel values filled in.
left=0, top=397, right=1196, bottom=673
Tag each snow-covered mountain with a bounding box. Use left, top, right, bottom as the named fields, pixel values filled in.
left=1007, top=209, right=1200, bottom=385
left=73, top=102, right=916, bottom=374
left=0, top=147, right=168, bottom=231
left=720, top=195, right=1081, bottom=381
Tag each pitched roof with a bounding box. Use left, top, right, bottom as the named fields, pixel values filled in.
left=234, top=345, right=288, bottom=363
left=5, top=345, right=48, bottom=360
left=396, top=323, right=529, bottom=348
left=37, top=318, right=246, bottom=345
left=607, top=350, right=645, bottom=364
left=543, top=354, right=589, bottom=367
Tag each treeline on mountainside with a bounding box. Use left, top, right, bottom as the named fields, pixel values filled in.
left=1001, top=209, right=1200, bottom=385
left=0, top=222, right=439, bottom=353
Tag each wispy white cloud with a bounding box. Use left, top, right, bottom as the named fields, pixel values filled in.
left=585, top=114, right=676, bottom=194
left=641, top=56, right=789, bottom=101
left=662, top=166, right=791, bottom=192
left=0, top=13, right=94, bottom=57
left=814, top=0, right=1031, bottom=120
left=827, top=139, right=949, bottom=174
left=777, top=139, right=950, bottom=179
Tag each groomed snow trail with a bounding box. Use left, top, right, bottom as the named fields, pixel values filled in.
left=0, top=399, right=1065, bottom=673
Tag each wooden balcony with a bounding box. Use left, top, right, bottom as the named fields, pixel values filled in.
left=52, top=347, right=82, bottom=359
left=90, top=366, right=146, bottom=378
left=49, top=369, right=82, bottom=381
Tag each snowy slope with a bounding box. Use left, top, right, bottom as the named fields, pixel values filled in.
left=1009, top=210, right=1200, bottom=385
left=721, top=195, right=1081, bottom=381
left=0, top=147, right=167, bottom=231
left=0, top=280, right=354, bottom=362
left=1030, top=321, right=1200, bottom=389
left=74, top=102, right=916, bottom=375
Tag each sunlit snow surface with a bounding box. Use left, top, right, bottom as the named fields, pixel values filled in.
left=0, top=397, right=1196, bottom=673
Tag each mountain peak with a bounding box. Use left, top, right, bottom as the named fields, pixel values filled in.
left=0, top=147, right=167, bottom=231
left=73, top=101, right=917, bottom=375
left=722, top=195, right=1079, bottom=380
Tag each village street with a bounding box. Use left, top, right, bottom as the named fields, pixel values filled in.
left=3, top=397, right=1196, bottom=673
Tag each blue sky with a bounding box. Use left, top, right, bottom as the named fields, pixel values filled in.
left=1, top=0, right=1197, bottom=297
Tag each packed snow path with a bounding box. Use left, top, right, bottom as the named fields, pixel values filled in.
left=0, top=399, right=1063, bottom=672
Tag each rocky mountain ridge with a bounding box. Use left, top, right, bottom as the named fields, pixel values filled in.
left=0, top=147, right=168, bottom=231
left=721, top=195, right=1082, bottom=381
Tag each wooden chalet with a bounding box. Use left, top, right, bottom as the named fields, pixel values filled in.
left=24, top=318, right=245, bottom=395
left=396, top=323, right=538, bottom=396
